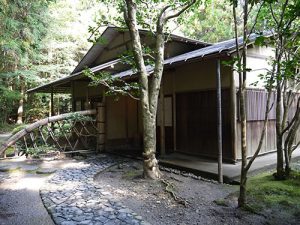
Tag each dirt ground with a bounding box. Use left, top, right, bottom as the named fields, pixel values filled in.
left=94, top=159, right=267, bottom=225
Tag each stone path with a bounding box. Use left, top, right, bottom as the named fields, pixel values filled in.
left=40, top=155, right=150, bottom=225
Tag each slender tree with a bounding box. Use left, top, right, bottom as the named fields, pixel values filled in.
left=258, top=0, right=300, bottom=179
left=231, top=0, right=299, bottom=206
left=90, top=0, right=197, bottom=179
left=231, top=0, right=275, bottom=206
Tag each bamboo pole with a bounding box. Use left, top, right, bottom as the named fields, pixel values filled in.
left=23, top=136, right=28, bottom=152
left=39, top=127, right=47, bottom=145
left=56, top=122, right=74, bottom=150
left=46, top=126, right=62, bottom=151
left=96, top=103, right=105, bottom=152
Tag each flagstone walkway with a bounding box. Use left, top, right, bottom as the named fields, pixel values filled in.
left=40, top=155, right=149, bottom=225
left=0, top=155, right=149, bottom=225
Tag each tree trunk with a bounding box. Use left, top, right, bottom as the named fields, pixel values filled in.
left=142, top=116, right=162, bottom=179
left=124, top=0, right=162, bottom=179
left=237, top=0, right=249, bottom=207
left=275, top=65, right=285, bottom=179
left=123, top=0, right=195, bottom=179
left=238, top=81, right=248, bottom=207
left=284, top=98, right=300, bottom=176
left=238, top=169, right=247, bottom=207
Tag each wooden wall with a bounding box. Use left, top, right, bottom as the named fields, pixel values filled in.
left=101, top=58, right=234, bottom=157
left=236, top=89, right=300, bottom=159
left=163, top=59, right=232, bottom=95
left=105, top=96, right=141, bottom=150
left=176, top=89, right=233, bottom=160
left=72, top=80, right=104, bottom=111
left=236, top=121, right=277, bottom=159
left=234, top=45, right=274, bottom=89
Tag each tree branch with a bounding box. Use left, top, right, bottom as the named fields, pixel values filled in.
left=269, top=5, right=278, bottom=26
left=247, top=1, right=265, bottom=40
left=164, top=0, right=196, bottom=21
left=281, top=97, right=300, bottom=135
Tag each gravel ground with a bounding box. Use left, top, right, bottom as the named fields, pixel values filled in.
left=94, top=159, right=267, bottom=225
left=1, top=155, right=298, bottom=225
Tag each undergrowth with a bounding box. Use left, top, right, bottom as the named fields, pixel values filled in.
left=0, top=123, right=18, bottom=134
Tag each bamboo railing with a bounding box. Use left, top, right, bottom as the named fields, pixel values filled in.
left=0, top=109, right=97, bottom=156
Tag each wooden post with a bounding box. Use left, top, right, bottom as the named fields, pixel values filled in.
left=172, top=74, right=177, bottom=151
left=159, top=84, right=165, bottom=155
left=136, top=100, right=139, bottom=146
left=216, top=59, right=223, bottom=183
left=57, top=96, right=60, bottom=115
left=230, top=69, right=237, bottom=162
left=71, top=81, right=75, bottom=111
left=50, top=87, right=54, bottom=117
left=96, top=102, right=105, bottom=153
left=84, top=84, right=90, bottom=110
left=125, top=97, right=129, bottom=144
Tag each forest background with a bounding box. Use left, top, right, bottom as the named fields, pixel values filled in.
left=0, top=0, right=241, bottom=128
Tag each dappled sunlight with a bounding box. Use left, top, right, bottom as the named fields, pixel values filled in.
left=0, top=170, right=48, bottom=191
left=99, top=179, right=166, bottom=204
left=62, top=161, right=91, bottom=169
left=0, top=157, right=90, bottom=194
left=94, top=166, right=169, bottom=206
left=13, top=176, right=46, bottom=191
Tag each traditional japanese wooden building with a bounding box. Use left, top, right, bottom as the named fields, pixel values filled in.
left=27, top=26, right=300, bottom=163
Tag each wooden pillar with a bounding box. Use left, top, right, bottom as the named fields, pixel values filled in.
left=84, top=84, right=90, bottom=109
left=230, top=69, right=237, bottom=162
left=216, top=59, right=223, bottom=183
left=96, top=102, right=105, bottom=153
left=125, top=97, right=129, bottom=143
left=50, top=86, right=54, bottom=117
left=57, top=96, right=60, bottom=115
left=159, top=84, right=165, bottom=155
left=71, top=81, right=75, bottom=111
left=172, top=74, right=177, bottom=151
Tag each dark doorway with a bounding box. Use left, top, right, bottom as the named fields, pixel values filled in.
left=176, top=90, right=232, bottom=159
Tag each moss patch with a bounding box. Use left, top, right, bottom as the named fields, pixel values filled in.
left=0, top=123, right=18, bottom=134
left=247, top=170, right=300, bottom=217
left=122, top=169, right=142, bottom=180
left=4, top=147, right=15, bottom=157
left=213, top=198, right=229, bottom=207
left=0, top=166, right=20, bottom=172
